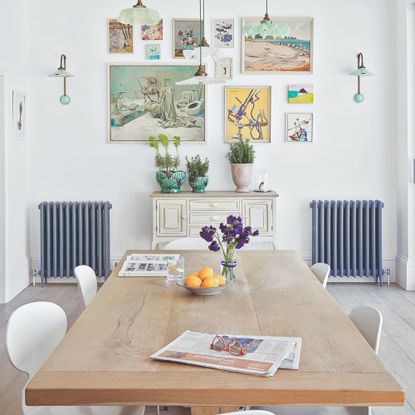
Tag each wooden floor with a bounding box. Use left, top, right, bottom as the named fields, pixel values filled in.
left=0, top=283, right=414, bottom=415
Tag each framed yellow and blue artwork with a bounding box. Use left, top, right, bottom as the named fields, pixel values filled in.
left=288, top=84, right=314, bottom=104
left=224, top=86, right=271, bottom=143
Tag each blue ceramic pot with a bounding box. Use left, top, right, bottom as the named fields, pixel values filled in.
left=156, top=171, right=186, bottom=193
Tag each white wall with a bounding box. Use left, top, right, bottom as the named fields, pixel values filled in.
left=27, top=0, right=398, bottom=274
left=0, top=0, right=31, bottom=302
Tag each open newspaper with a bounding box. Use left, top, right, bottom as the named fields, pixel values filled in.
left=118, top=254, right=180, bottom=277
left=151, top=331, right=302, bottom=377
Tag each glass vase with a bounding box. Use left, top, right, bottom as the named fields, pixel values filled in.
left=221, top=260, right=237, bottom=286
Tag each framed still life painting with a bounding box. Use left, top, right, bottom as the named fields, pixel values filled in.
left=213, top=19, right=234, bottom=48
left=173, top=18, right=202, bottom=58
left=108, top=64, right=206, bottom=143
left=224, top=86, right=271, bottom=143
left=241, top=17, right=313, bottom=73
left=286, top=113, right=313, bottom=143
left=12, top=90, right=26, bottom=138
left=141, top=19, right=163, bottom=41
left=108, top=19, right=133, bottom=54
left=145, top=44, right=161, bottom=60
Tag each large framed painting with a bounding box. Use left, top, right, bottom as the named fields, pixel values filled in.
left=241, top=17, right=313, bottom=73
left=224, top=86, right=271, bottom=143
left=108, top=64, right=206, bottom=143
left=173, top=19, right=202, bottom=58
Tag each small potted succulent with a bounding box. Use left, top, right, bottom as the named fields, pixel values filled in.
left=226, top=138, right=256, bottom=193
left=186, top=155, right=209, bottom=193
left=149, top=134, right=186, bottom=193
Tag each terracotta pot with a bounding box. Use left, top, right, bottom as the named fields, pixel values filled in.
left=230, top=163, right=254, bottom=193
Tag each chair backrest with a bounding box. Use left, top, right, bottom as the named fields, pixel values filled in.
left=310, top=263, right=330, bottom=288
left=162, top=238, right=208, bottom=250
left=6, top=302, right=67, bottom=379
left=349, top=306, right=383, bottom=354
left=74, top=265, right=97, bottom=307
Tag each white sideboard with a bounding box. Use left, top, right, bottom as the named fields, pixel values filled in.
left=151, top=191, right=279, bottom=249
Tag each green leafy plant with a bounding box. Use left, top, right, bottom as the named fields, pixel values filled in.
left=226, top=138, right=255, bottom=164
left=186, top=155, right=209, bottom=183
left=149, top=134, right=182, bottom=177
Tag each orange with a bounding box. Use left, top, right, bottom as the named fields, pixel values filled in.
left=201, top=275, right=220, bottom=288
left=185, top=274, right=202, bottom=288
left=198, top=267, right=214, bottom=280
left=216, top=275, right=227, bottom=287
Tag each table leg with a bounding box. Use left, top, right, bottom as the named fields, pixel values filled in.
left=191, top=407, right=240, bottom=415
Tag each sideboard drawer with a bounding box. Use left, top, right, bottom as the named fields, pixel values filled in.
left=189, top=199, right=240, bottom=212
left=189, top=212, right=239, bottom=225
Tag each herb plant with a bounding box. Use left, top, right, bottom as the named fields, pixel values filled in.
left=226, top=138, right=255, bottom=164
left=186, top=155, right=209, bottom=183
left=149, top=134, right=181, bottom=177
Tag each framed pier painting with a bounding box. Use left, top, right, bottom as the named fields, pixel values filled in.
left=108, top=64, right=206, bottom=143
left=241, top=17, right=313, bottom=73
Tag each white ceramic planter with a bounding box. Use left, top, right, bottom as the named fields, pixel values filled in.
left=230, top=163, right=254, bottom=193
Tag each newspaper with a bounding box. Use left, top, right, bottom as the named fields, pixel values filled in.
left=151, top=331, right=302, bottom=377
left=118, top=254, right=180, bottom=277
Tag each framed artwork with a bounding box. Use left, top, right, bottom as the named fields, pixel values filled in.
left=213, top=19, right=234, bottom=48
left=225, top=86, right=271, bottom=143
left=173, top=19, right=202, bottom=58
left=286, top=113, right=313, bottom=142
left=145, top=44, right=161, bottom=60
left=108, top=19, right=133, bottom=54
left=141, top=19, right=163, bottom=41
left=108, top=64, right=206, bottom=143
left=215, top=57, right=233, bottom=80
left=241, top=17, right=313, bottom=73
left=12, top=90, right=25, bottom=138
left=288, top=84, right=314, bottom=104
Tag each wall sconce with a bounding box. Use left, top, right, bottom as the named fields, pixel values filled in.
left=350, top=52, right=374, bottom=103
left=48, top=54, right=74, bottom=105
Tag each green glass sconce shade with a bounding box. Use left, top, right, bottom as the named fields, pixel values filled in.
left=49, top=54, right=74, bottom=105
left=118, top=0, right=160, bottom=25
left=351, top=53, right=373, bottom=104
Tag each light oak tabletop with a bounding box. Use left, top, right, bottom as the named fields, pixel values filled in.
left=26, top=250, right=404, bottom=411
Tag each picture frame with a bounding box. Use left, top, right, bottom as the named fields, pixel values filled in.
left=215, top=57, right=233, bottom=80
left=288, top=84, right=314, bottom=104
left=108, top=63, right=206, bottom=143
left=12, top=90, right=25, bottom=138
left=107, top=18, right=134, bottom=54
left=241, top=17, right=314, bottom=74
left=286, top=113, right=313, bottom=143
left=172, top=18, right=202, bottom=58
left=145, top=44, right=161, bottom=60
left=213, top=18, right=234, bottom=48
left=224, top=86, right=271, bottom=143
left=141, top=19, right=163, bottom=41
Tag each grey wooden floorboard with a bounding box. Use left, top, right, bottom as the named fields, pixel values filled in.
left=0, top=283, right=414, bottom=415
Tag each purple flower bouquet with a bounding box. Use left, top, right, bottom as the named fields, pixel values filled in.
left=200, top=215, right=259, bottom=284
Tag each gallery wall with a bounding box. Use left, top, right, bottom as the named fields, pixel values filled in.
left=27, top=0, right=398, bottom=276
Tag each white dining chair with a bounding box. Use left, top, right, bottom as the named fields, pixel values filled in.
left=74, top=265, right=97, bottom=307
left=254, top=307, right=383, bottom=415
left=162, top=237, right=208, bottom=250
left=6, top=301, right=145, bottom=415
left=310, top=263, right=330, bottom=288
left=222, top=411, right=275, bottom=415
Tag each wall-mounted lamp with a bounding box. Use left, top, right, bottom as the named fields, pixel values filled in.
left=48, top=54, right=74, bottom=105
left=350, top=52, right=374, bottom=103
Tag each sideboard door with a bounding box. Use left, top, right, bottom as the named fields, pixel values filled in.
left=157, top=200, right=187, bottom=236
left=243, top=200, right=273, bottom=235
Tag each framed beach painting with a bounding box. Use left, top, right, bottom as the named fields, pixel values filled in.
left=225, top=86, right=271, bottom=143
left=141, top=19, right=163, bottom=41
left=286, top=113, right=313, bottom=142
left=108, top=19, right=133, bottom=54
left=108, top=64, right=206, bottom=143
left=145, top=44, right=161, bottom=60
left=213, top=19, right=234, bottom=48
left=241, top=17, right=313, bottom=73
left=12, top=90, right=26, bottom=138
left=215, top=57, right=233, bottom=80
left=173, top=19, right=202, bottom=58
left=288, top=84, right=314, bottom=104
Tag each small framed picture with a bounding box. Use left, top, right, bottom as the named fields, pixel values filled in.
left=108, top=18, right=133, bottom=54
left=213, top=19, right=234, bottom=48
left=286, top=113, right=313, bottom=143
left=145, top=44, right=161, bottom=60
left=12, top=90, right=26, bottom=138
left=172, top=18, right=201, bottom=58
left=141, top=19, right=163, bottom=41
left=288, top=85, right=314, bottom=104
left=215, top=57, right=233, bottom=80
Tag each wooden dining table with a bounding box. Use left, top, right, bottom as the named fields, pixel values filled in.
left=26, top=250, right=404, bottom=414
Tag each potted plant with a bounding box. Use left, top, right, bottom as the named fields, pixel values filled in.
left=226, top=138, right=256, bottom=193
left=186, top=155, right=209, bottom=193
left=149, top=134, right=186, bottom=193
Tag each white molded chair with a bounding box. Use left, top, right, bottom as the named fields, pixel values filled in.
left=310, top=263, right=330, bottom=288
left=162, top=238, right=275, bottom=251
left=74, top=265, right=97, bottom=307
left=6, top=302, right=145, bottom=415
left=254, top=307, right=383, bottom=415
left=223, top=412, right=275, bottom=415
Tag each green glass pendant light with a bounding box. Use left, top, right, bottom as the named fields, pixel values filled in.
left=118, top=0, right=160, bottom=25
left=48, top=54, right=74, bottom=105
left=351, top=53, right=374, bottom=103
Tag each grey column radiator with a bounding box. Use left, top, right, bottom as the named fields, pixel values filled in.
left=310, top=200, right=384, bottom=284
left=38, top=201, right=112, bottom=283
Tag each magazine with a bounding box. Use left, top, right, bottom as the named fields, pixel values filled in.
left=118, top=254, right=180, bottom=277
left=151, top=331, right=302, bottom=377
